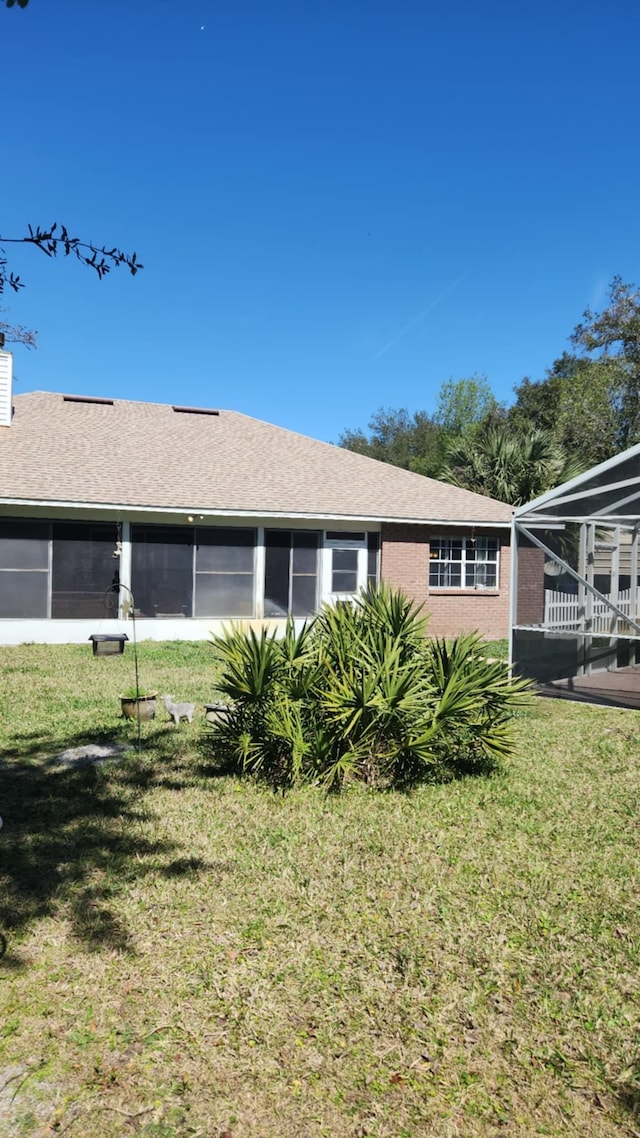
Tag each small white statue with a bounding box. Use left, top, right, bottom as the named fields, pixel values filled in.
left=160, top=695, right=195, bottom=726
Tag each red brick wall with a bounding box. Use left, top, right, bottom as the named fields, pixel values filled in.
left=516, top=539, right=545, bottom=625
left=380, top=523, right=511, bottom=640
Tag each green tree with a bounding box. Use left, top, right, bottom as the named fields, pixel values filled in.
left=338, top=407, right=447, bottom=478
left=555, top=355, right=627, bottom=468
left=338, top=377, right=503, bottom=478
left=441, top=424, right=584, bottom=506
left=506, top=354, right=579, bottom=436
left=434, top=374, right=500, bottom=436
left=570, top=275, right=640, bottom=451
left=504, top=278, right=640, bottom=467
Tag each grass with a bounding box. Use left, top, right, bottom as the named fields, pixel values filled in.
left=0, top=640, right=639, bottom=1136
left=480, top=637, right=509, bottom=661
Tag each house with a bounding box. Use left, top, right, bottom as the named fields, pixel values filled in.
left=0, top=350, right=513, bottom=645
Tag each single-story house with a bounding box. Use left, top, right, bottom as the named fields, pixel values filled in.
left=0, top=350, right=514, bottom=645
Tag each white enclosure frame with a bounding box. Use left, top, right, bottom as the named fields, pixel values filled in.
left=510, top=440, right=640, bottom=706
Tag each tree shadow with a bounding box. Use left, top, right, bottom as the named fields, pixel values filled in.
left=190, top=729, right=249, bottom=782
left=0, top=724, right=222, bottom=957
left=615, top=1081, right=640, bottom=1126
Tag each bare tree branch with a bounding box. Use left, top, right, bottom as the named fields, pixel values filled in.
left=0, top=310, right=38, bottom=348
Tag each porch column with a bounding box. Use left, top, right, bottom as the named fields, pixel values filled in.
left=255, top=527, right=265, bottom=618
left=584, top=523, right=595, bottom=676
left=119, top=521, right=133, bottom=618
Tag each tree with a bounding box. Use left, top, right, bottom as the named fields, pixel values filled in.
left=505, top=278, right=640, bottom=468
left=338, top=407, right=447, bottom=478
left=434, top=374, right=500, bottom=436
left=338, top=377, right=503, bottom=478
left=0, top=223, right=143, bottom=349
left=5, top=1, right=29, bottom=8
left=506, top=355, right=578, bottom=436
left=0, top=223, right=142, bottom=297
left=555, top=355, right=627, bottom=468
left=0, top=310, right=37, bottom=349
left=570, top=275, right=640, bottom=451
left=440, top=424, right=584, bottom=506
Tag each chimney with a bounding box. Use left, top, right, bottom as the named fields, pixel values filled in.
left=0, top=348, right=13, bottom=427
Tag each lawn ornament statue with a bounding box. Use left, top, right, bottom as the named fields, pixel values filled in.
left=161, top=695, right=195, bottom=726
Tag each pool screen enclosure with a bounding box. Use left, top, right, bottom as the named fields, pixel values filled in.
left=511, top=441, right=640, bottom=708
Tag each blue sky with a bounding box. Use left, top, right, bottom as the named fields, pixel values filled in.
left=3, top=0, right=639, bottom=442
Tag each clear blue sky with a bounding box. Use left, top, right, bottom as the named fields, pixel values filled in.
left=3, top=0, right=639, bottom=442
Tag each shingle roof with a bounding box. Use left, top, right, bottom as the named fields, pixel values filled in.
left=0, top=392, right=513, bottom=524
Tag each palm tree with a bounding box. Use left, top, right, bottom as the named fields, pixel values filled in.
left=440, top=425, right=584, bottom=506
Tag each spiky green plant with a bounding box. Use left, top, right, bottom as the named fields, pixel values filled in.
left=425, top=633, right=532, bottom=770
left=209, top=587, right=532, bottom=790
left=215, top=626, right=283, bottom=704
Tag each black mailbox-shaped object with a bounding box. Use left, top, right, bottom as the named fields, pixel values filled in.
left=89, top=633, right=129, bottom=657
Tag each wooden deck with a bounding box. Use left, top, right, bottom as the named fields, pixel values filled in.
left=539, top=665, right=640, bottom=709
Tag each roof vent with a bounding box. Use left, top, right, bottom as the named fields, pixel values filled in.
left=172, top=405, right=220, bottom=416
left=63, top=395, right=114, bottom=406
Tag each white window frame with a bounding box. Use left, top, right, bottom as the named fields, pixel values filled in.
left=429, top=535, right=499, bottom=591
left=322, top=532, right=368, bottom=602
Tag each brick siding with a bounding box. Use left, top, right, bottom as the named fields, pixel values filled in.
left=380, top=523, right=511, bottom=640
left=515, top=539, right=545, bottom=625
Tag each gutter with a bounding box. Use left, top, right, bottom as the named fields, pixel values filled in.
left=0, top=497, right=513, bottom=528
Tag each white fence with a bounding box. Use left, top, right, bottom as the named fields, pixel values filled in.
left=544, top=587, right=640, bottom=633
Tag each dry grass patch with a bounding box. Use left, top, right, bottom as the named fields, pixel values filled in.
left=0, top=643, right=639, bottom=1136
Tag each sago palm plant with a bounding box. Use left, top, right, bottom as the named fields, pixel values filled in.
left=425, top=633, right=531, bottom=771
left=209, top=586, right=531, bottom=790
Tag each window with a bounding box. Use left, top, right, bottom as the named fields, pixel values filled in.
left=332, top=548, right=358, bottom=593
left=131, top=525, right=258, bottom=618
left=0, top=520, right=259, bottom=621
left=325, top=531, right=368, bottom=595
left=429, top=536, right=499, bottom=590
left=264, top=530, right=319, bottom=617
left=326, top=531, right=365, bottom=542
left=131, top=525, right=194, bottom=617
left=195, top=528, right=255, bottom=617
left=0, top=520, right=50, bottom=618
left=51, top=523, right=120, bottom=618
left=0, top=520, right=120, bottom=619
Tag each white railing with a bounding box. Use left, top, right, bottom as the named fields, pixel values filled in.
left=544, top=587, right=640, bottom=633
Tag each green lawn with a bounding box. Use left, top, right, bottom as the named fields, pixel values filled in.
left=0, top=641, right=639, bottom=1137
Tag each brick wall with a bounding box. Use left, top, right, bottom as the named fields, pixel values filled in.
left=380, top=523, right=511, bottom=640
left=516, top=538, right=545, bottom=625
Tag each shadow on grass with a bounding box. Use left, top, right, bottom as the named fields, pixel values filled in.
left=616, top=1082, right=640, bottom=1125
left=0, top=724, right=226, bottom=957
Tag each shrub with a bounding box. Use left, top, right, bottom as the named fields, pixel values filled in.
left=210, top=585, right=531, bottom=790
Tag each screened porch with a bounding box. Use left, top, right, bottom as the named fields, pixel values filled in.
left=511, top=442, right=640, bottom=709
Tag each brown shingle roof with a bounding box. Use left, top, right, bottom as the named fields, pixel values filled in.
left=0, top=392, right=513, bottom=524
